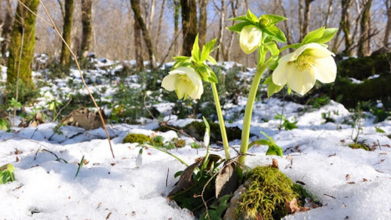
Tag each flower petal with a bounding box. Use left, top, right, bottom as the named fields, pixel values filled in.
left=240, top=25, right=262, bottom=54
left=287, top=68, right=316, bottom=95
left=161, top=74, right=177, bottom=91
left=272, top=60, right=289, bottom=86
left=314, top=56, right=337, bottom=83
left=303, top=43, right=334, bottom=58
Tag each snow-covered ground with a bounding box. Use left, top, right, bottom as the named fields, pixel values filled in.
left=1, top=60, right=391, bottom=219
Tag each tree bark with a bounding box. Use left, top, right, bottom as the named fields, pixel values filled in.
left=325, top=0, right=333, bottom=27
left=130, top=0, right=156, bottom=68
left=148, top=0, right=156, bottom=31
left=81, top=0, right=92, bottom=58
left=216, top=0, right=225, bottom=62
left=60, top=0, right=74, bottom=66
left=198, top=0, right=207, bottom=46
left=173, top=0, right=180, bottom=56
left=180, top=0, right=197, bottom=56
left=278, top=0, right=292, bottom=45
left=224, top=0, right=239, bottom=61
left=385, top=0, right=391, bottom=47
left=155, top=0, right=166, bottom=58
left=302, top=0, right=315, bottom=40
left=132, top=0, right=144, bottom=70
left=298, top=0, right=304, bottom=41
left=357, top=0, right=372, bottom=57
left=1, top=0, right=13, bottom=65
left=7, top=0, right=39, bottom=90
left=340, top=0, right=354, bottom=56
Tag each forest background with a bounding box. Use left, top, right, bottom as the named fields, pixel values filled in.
left=1, top=0, right=390, bottom=70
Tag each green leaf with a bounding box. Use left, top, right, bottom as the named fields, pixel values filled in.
left=226, top=21, right=252, bottom=33
left=266, top=144, right=283, bottom=157
left=263, top=76, right=284, bottom=98
left=313, top=28, right=338, bottom=44
left=259, top=14, right=287, bottom=25
left=264, top=42, right=279, bottom=57
left=191, top=34, right=200, bottom=63
left=74, top=155, right=84, bottom=179
left=0, top=118, right=10, bottom=132
left=173, top=56, right=191, bottom=62
left=246, top=9, right=258, bottom=23
left=263, top=25, right=286, bottom=43
left=202, top=116, right=210, bottom=147
left=207, top=55, right=217, bottom=64
left=201, top=38, right=217, bottom=63
left=248, top=139, right=271, bottom=148
left=228, top=15, right=249, bottom=22
left=279, top=43, right=301, bottom=52
left=375, top=126, right=385, bottom=133
left=301, top=27, right=325, bottom=45
left=0, top=163, right=15, bottom=184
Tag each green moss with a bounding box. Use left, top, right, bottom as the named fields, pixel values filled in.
left=348, top=142, right=370, bottom=151
left=122, top=133, right=151, bottom=144
left=236, top=166, right=298, bottom=220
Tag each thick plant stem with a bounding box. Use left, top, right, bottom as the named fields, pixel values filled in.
left=239, top=63, right=268, bottom=165
left=211, top=83, right=230, bottom=159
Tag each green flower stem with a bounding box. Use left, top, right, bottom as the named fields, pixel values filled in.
left=239, top=60, right=270, bottom=165
left=211, top=83, right=231, bottom=159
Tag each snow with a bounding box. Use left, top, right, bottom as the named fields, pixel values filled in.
left=1, top=60, right=391, bottom=219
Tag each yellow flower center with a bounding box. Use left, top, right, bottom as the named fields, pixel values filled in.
left=294, top=54, right=315, bottom=71
left=178, top=75, right=191, bottom=83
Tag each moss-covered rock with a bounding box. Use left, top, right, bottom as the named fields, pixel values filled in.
left=122, top=133, right=151, bottom=144
left=234, top=166, right=298, bottom=220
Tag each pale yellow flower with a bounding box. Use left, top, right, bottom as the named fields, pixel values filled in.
left=272, top=43, right=337, bottom=95
left=161, top=67, right=203, bottom=100
left=240, top=25, right=262, bottom=54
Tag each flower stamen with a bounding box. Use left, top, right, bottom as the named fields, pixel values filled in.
left=294, top=54, right=315, bottom=71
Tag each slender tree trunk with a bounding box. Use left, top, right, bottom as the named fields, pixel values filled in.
left=357, top=0, right=372, bottom=57
left=341, top=0, right=354, bottom=56
left=81, top=0, right=92, bottom=58
left=130, top=0, right=156, bottom=68
left=278, top=0, right=292, bottom=45
left=7, top=0, right=39, bottom=91
left=180, top=0, right=197, bottom=56
left=60, top=0, right=74, bottom=66
left=302, top=0, right=315, bottom=39
left=148, top=0, right=156, bottom=30
left=325, top=0, right=333, bottom=27
left=1, top=0, right=13, bottom=65
left=173, top=0, right=180, bottom=56
left=216, top=0, right=225, bottom=62
left=298, top=0, right=304, bottom=41
left=198, top=0, right=207, bottom=46
left=132, top=0, right=144, bottom=70
left=385, top=0, right=391, bottom=47
left=155, top=0, right=166, bottom=59
left=225, top=0, right=239, bottom=61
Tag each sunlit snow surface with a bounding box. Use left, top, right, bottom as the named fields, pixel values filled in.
left=1, top=61, right=391, bottom=219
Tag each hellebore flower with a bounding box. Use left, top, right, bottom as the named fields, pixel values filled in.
left=161, top=67, right=203, bottom=100
left=240, top=25, right=262, bottom=54
left=272, top=43, right=337, bottom=95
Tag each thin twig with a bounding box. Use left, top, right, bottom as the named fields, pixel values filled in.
left=52, top=97, right=72, bottom=122
left=18, top=0, right=115, bottom=158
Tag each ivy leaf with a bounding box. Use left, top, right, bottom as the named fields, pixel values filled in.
left=301, top=27, right=325, bottom=45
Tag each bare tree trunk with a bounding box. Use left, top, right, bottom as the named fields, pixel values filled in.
left=81, top=0, right=92, bottom=58
left=325, top=0, right=333, bottom=27
left=198, top=0, right=207, bottom=46
left=278, top=0, right=292, bottom=45
left=1, top=0, right=13, bottom=65
left=60, top=0, right=75, bottom=66
left=148, top=0, right=156, bottom=30
left=180, top=0, right=197, bottom=56
left=299, top=0, right=304, bottom=41
left=225, top=0, right=239, bottom=61
left=340, top=0, right=354, bottom=56
left=155, top=0, right=166, bottom=59
left=216, top=0, right=225, bottom=62
left=7, top=0, right=39, bottom=91
left=302, top=0, right=315, bottom=40
left=384, top=0, right=391, bottom=47
left=132, top=0, right=144, bottom=70
left=130, top=0, right=156, bottom=68
left=173, top=0, right=180, bottom=56
left=357, top=0, right=372, bottom=57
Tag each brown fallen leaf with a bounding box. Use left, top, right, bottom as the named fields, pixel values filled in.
left=345, top=174, right=350, bottom=181
left=363, top=178, right=368, bottom=182
left=286, top=198, right=301, bottom=213
left=215, top=161, right=239, bottom=198
left=271, top=158, right=279, bottom=169
left=347, top=182, right=355, bottom=184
